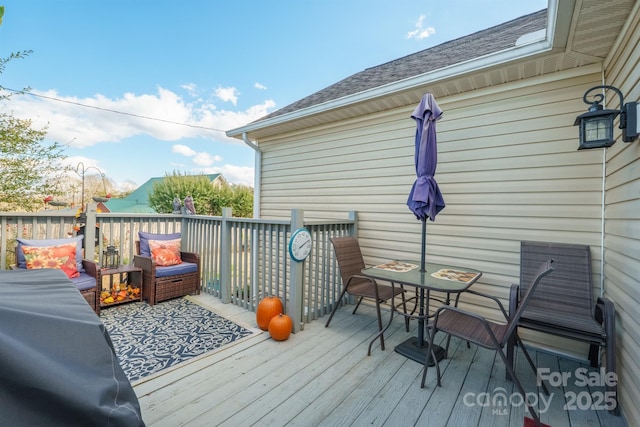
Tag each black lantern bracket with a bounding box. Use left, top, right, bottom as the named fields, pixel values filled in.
left=574, top=85, right=638, bottom=150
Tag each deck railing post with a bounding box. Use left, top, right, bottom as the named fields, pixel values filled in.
left=85, top=203, right=98, bottom=262
left=180, top=212, right=189, bottom=250
left=0, top=217, right=7, bottom=269
left=348, top=210, right=358, bottom=236
left=220, top=207, right=233, bottom=303
left=289, top=209, right=305, bottom=333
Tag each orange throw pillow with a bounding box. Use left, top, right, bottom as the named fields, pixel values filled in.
left=148, top=238, right=182, bottom=266
left=22, top=242, right=80, bottom=279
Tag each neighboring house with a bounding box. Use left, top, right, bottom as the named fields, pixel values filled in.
left=102, top=174, right=227, bottom=213
left=228, top=0, right=639, bottom=421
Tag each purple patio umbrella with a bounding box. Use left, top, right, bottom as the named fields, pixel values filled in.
left=407, top=93, right=444, bottom=271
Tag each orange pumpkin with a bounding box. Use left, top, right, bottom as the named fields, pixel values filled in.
left=256, top=296, right=283, bottom=331
left=268, top=313, right=293, bottom=341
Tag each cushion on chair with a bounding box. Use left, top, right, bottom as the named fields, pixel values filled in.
left=138, top=232, right=181, bottom=257
left=17, top=236, right=85, bottom=273
left=155, top=262, right=198, bottom=278
left=21, top=243, right=80, bottom=279
left=71, top=272, right=98, bottom=291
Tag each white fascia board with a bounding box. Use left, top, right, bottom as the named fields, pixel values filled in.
left=546, top=0, right=574, bottom=49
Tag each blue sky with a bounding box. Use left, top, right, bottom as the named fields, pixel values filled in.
left=0, top=0, right=547, bottom=191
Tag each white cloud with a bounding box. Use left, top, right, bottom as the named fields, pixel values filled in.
left=172, top=144, right=197, bottom=156
left=2, top=86, right=268, bottom=190
left=172, top=144, right=223, bottom=167
left=255, top=83, right=267, bottom=90
left=5, top=86, right=274, bottom=148
left=192, top=152, right=222, bottom=167
left=215, top=86, right=239, bottom=105
left=62, top=156, right=103, bottom=171
left=198, top=164, right=254, bottom=187
left=180, top=83, right=198, bottom=97
left=407, top=15, right=436, bottom=40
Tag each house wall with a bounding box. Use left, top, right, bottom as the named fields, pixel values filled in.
left=603, top=6, right=640, bottom=423
left=256, top=52, right=640, bottom=417
left=258, top=66, right=605, bottom=327
left=250, top=6, right=640, bottom=421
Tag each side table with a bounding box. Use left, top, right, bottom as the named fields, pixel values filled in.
left=99, top=265, right=143, bottom=307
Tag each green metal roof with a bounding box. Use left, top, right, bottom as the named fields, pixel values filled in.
left=102, top=198, right=157, bottom=213
left=104, top=174, right=223, bottom=213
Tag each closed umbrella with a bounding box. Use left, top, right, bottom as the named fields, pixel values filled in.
left=407, top=93, right=444, bottom=271
left=403, top=93, right=446, bottom=364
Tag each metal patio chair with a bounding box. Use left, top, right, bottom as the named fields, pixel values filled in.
left=507, top=240, right=619, bottom=415
left=421, top=259, right=554, bottom=426
left=325, top=236, right=408, bottom=355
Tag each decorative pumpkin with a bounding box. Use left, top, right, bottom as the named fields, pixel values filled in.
left=256, top=296, right=283, bottom=331
left=268, top=313, right=293, bottom=341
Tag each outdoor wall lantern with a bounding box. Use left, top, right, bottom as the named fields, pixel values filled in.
left=574, top=85, right=638, bottom=149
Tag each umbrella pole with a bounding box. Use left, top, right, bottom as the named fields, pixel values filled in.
left=420, top=218, right=427, bottom=272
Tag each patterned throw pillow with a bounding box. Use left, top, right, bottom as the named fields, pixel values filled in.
left=148, top=238, right=183, bottom=266
left=21, top=242, right=80, bottom=279
left=16, top=235, right=85, bottom=272
left=138, top=232, right=181, bottom=257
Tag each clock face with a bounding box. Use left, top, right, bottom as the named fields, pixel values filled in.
left=289, top=228, right=312, bottom=262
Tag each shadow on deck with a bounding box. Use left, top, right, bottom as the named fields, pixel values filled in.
left=133, top=295, right=627, bottom=427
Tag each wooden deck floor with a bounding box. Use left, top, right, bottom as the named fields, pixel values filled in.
left=133, top=295, right=627, bottom=427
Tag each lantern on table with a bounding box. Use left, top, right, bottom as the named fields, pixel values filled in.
left=102, top=245, right=120, bottom=269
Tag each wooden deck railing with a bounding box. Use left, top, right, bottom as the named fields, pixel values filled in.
left=0, top=206, right=356, bottom=332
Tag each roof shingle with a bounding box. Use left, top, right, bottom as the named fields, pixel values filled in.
left=256, top=9, right=547, bottom=123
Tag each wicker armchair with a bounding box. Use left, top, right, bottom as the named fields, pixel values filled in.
left=77, top=259, right=101, bottom=315
left=133, top=232, right=200, bottom=305
left=14, top=236, right=101, bottom=315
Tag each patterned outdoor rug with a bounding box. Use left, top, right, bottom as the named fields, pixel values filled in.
left=101, top=297, right=255, bottom=383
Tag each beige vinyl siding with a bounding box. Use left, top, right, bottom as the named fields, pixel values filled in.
left=256, top=66, right=606, bottom=333
left=603, top=4, right=640, bottom=423
left=233, top=4, right=640, bottom=420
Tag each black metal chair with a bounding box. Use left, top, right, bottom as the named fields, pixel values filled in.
left=325, top=236, right=408, bottom=355
left=422, top=259, right=554, bottom=426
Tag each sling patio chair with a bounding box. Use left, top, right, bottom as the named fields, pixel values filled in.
left=421, top=259, right=554, bottom=427
left=325, top=236, right=409, bottom=355
left=507, top=240, right=619, bottom=415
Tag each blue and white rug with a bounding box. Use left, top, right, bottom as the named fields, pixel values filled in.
left=101, top=298, right=255, bottom=382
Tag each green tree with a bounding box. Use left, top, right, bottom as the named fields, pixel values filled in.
left=229, top=184, right=254, bottom=218
left=149, top=172, right=254, bottom=217
left=0, top=51, right=68, bottom=212
left=209, top=184, right=233, bottom=216
left=208, top=183, right=254, bottom=217
left=148, top=172, right=214, bottom=214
